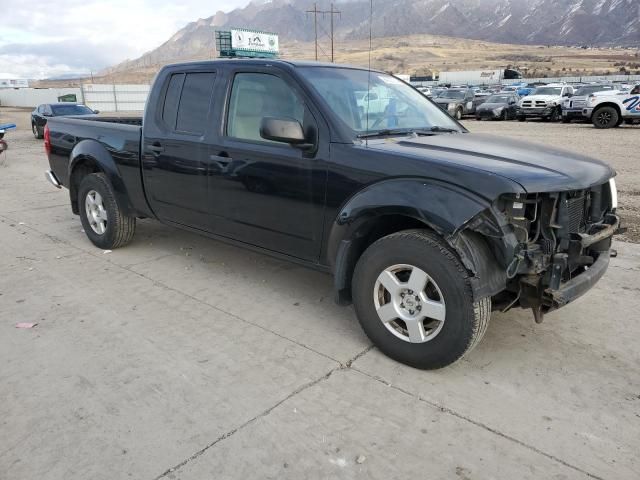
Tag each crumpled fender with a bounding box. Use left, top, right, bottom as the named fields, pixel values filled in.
left=326, top=178, right=492, bottom=268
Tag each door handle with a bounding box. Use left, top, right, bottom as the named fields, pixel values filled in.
left=146, top=143, right=164, bottom=155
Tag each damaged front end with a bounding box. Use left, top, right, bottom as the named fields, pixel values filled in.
left=457, top=178, right=622, bottom=323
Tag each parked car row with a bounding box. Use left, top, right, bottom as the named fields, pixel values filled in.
left=415, top=81, right=640, bottom=128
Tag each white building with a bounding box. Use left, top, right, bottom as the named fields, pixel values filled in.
left=0, top=78, right=29, bottom=89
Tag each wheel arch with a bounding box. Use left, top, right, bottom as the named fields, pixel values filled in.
left=327, top=179, right=510, bottom=305
left=591, top=102, right=622, bottom=119
left=68, top=140, right=134, bottom=215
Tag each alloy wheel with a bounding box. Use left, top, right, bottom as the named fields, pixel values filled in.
left=373, top=264, right=446, bottom=343
left=85, top=190, right=108, bottom=235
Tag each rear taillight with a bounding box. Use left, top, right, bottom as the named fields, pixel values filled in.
left=44, top=124, right=51, bottom=155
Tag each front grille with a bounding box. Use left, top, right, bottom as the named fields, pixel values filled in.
left=573, top=100, right=586, bottom=108
left=521, top=100, right=548, bottom=108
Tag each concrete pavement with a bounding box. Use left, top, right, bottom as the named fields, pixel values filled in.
left=1, top=107, right=639, bottom=479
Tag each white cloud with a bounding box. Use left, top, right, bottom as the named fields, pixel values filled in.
left=0, top=0, right=251, bottom=79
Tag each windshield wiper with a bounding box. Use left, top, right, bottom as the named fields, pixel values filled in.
left=357, top=128, right=417, bottom=139
left=423, top=126, right=459, bottom=133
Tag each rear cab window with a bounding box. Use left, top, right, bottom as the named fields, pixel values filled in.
left=161, top=71, right=216, bottom=135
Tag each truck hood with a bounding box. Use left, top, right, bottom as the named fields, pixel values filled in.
left=477, top=102, right=508, bottom=110
left=434, top=98, right=462, bottom=105
left=520, top=95, right=561, bottom=104
left=365, top=133, right=614, bottom=193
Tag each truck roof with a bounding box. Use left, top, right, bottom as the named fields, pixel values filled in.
left=163, top=58, right=384, bottom=73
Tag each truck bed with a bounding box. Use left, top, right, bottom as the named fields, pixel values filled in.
left=46, top=115, right=149, bottom=217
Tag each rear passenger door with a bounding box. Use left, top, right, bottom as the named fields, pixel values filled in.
left=142, top=70, right=217, bottom=231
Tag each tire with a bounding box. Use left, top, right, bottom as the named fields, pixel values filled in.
left=517, top=115, right=526, bottom=122
left=32, top=123, right=43, bottom=139
left=549, top=108, right=560, bottom=122
left=455, top=108, right=463, bottom=120
left=78, top=173, right=136, bottom=249
left=500, top=110, right=507, bottom=121
left=352, top=229, right=491, bottom=369
left=592, top=106, right=618, bottom=129
left=561, top=116, right=570, bottom=123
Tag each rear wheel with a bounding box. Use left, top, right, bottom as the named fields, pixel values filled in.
left=592, top=106, right=619, bottom=129
left=32, top=123, right=43, bottom=139
left=352, top=230, right=491, bottom=369
left=549, top=107, right=561, bottom=122
left=78, top=173, right=136, bottom=249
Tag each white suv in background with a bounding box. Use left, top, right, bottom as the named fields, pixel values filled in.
left=517, top=84, right=574, bottom=122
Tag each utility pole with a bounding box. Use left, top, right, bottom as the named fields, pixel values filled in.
left=306, top=2, right=341, bottom=62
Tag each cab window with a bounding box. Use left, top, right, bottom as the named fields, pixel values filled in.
left=227, top=73, right=305, bottom=143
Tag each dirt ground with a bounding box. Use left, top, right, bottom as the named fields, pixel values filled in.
left=1, top=106, right=639, bottom=480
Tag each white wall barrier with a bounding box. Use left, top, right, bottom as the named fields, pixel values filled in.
left=0, top=84, right=150, bottom=111
left=0, top=88, right=82, bottom=108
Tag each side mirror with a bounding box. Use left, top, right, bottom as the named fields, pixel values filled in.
left=260, top=117, right=312, bottom=149
left=93, top=109, right=100, bottom=114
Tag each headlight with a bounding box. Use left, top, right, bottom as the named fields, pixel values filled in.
left=609, top=178, right=618, bottom=210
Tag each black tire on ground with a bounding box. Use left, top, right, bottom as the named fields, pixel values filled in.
left=352, top=229, right=491, bottom=370
left=455, top=108, right=463, bottom=120
left=592, top=106, right=619, bottom=129
left=561, top=116, right=570, bottom=123
left=78, top=173, right=136, bottom=249
left=500, top=110, right=507, bottom=121
left=32, top=124, right=43, bottom=139
left=549, top=107, right=560, bottom=122
left=517, top=115, right=526, bottom=122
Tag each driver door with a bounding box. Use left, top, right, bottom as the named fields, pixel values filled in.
left=206, top=69, right=329, bottom=262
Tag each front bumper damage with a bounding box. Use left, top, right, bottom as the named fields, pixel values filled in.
left=524, top=214, right=619, bottom=311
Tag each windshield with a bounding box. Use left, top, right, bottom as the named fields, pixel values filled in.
left=486, top=95, right=511, bottom=103
left=51, top=104, right=94, bottom=116
left=298, top=67, right=462, bottom=134
left=574, top=85, right=613, bottom=96
left=438, top=90, right=466, bottom=99
left=533, top=87, right=562, bottom=96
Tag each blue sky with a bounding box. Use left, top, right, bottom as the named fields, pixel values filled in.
left=0, top=0, right=252, bottom=79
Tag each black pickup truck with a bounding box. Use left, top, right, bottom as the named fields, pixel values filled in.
left=44, top=60, right=621, bottom=369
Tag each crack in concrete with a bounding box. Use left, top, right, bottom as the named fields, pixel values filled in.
left=153, top=344, right=375, bottom=479
left=153, top=369, right=337, bottom=480
left=350, top=367, right=606, bottom=480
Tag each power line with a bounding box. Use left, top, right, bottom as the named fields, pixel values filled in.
left=306, top=2, right=341, bottom=62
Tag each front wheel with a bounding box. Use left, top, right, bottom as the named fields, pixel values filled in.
left=517, top=115, right=526, bottom=122
left=454, top=108, right=463, bottom=121
left=352, top=230, right=491, bottom=369
left=78, top=173, right=136, bottom=249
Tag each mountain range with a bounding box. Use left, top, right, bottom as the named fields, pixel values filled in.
left=105, top=0, right=639, bottom=74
